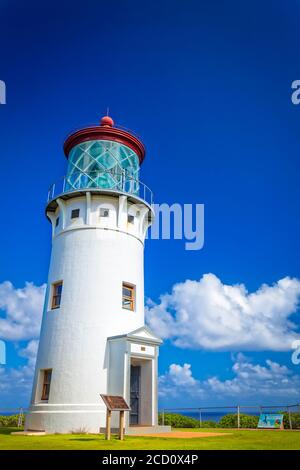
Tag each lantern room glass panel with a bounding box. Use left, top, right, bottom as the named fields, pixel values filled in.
left=65, top=140, right=140, bottom=195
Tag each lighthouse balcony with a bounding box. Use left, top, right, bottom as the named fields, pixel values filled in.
left=47, top=169, right=153, bottom=206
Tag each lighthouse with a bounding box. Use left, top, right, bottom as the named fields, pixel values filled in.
left=25, top=115, right=165, bottom=434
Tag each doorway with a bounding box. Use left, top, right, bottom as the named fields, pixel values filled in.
left=130, top=365, right=141, bottom=425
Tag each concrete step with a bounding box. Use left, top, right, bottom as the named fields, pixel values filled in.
left=126, top=425, right=171, bottom=435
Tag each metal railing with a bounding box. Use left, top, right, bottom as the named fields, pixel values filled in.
left=160, top=404, right=300, bottom=429
left=47, top=170, right=153, bottom=206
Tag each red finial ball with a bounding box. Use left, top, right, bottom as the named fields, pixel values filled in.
left=100, top=115, right=114, bottom=127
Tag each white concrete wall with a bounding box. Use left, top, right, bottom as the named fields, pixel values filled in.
left=25, top=192, right=152, bottom=433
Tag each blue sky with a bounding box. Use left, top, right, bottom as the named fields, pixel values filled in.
left=1, top=0, right=300, bottom=409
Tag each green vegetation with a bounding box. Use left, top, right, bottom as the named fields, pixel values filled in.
left=282, top=412, right=300, bottom=429
left=1, top=412, right=299, bottom=433
left=158, top=412, right=300, bottom=429
left=158, top=413, right=218, bottom=428
left=219, top=413, right=259, bottom=428
left=0, top=415, right=24, bottom=427
left=0, top=427, right=300, bottom=450
left=159, top=412, right=259, bottom=429
left=158, top=413, right=200, bottom=428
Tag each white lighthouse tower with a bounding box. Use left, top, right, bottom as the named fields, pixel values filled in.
left=25, top=115, right=166, bottom=434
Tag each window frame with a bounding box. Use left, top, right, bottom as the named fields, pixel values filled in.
left=122, top=282, right=135, bottom=311
left=41, top=369, right=52, bottom=401
left=71, top=208, right=80, bottom=219
left=100, top=208, right=110, bottom=218
left=51, top=281, right=63, bottom=310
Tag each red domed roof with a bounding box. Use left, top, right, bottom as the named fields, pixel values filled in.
left=63, top=115, right=145, bottom=164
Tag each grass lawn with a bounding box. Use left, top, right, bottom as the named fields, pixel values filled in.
left=1, top=427, right=300, bottom=450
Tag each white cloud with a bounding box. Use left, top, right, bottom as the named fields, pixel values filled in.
left=0, top=281, right=46, bottom=341
left=18, top=339, right=39, bottom=368
left=206, top=355, right=300, bottom=399
left=0, top=340, right=38, bottom=406
left=159, top=363, right=204, bottom=399
left=168, top=363, right=196, bottom=386
left=0, top=364, right=34, bottom=406
left=0, top=281, right=43, bottom=406
left=159, top=355, right=300, bottom=402
left=146, top=274, right=300, bottom=351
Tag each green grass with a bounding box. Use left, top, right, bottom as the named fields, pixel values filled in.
left=1, top=427, right=300, bottom=450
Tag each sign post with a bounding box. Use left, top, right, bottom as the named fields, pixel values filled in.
left=100, top=395, right=130, bottom=440
left=105, top=409, right=111, bottom=440
left=119, top=410, right=125, bottom=440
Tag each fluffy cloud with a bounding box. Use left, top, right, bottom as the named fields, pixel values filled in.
left=0, top=281, right=46, bottom=341
left=159, top=354, right=300, bottom=402
left=18, top=340, right=39, bottom=368
left=0, top=281, right=43, bottom=406
left=146, top=274, right=300, bottom=351
left=0, top=340, right=38, bottom=405
left=159, top=363, right=203, bottom=399
left=205, top=354, right=300, bottom=398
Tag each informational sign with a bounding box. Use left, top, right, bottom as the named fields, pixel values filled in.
left=100, top=395, right=130, bottom=441
left=257, top=413, right=284, bottom=429
left=100, top=394, right=130, bottom=411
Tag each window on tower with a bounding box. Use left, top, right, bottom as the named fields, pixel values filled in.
left=71, top=208, right=80, bottom=219
left=128, top=215, right=135, bottom=224
left=51, top=281, right=63, bottom=309
left=55, top=216, right=59, bottom=227
left=41, top=369, right=52, bottom=401
left=100, top=208, right=110, bottom=217
left=122, top=282, right=135, bottom=311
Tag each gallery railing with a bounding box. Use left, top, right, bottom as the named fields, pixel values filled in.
left=47, top=170, right=153, bottom=206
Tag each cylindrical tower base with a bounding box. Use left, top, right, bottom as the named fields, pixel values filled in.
left=25, top=190, right=153, bottom=434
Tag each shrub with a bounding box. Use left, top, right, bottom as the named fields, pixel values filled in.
left=218, top=413, right=259, bottom=429
left=158, top=413, right=200, bottom=428
left=281, top=412, right=300, bottom=429
left=201, top=420, right=218, bottom=428
left=158, top=414, right=220, bottom=428
left=218, top=413, right=237, bottom=428
left=0, top=414, right=24, bottom=427
left=158, top=412, right=261, bottom=428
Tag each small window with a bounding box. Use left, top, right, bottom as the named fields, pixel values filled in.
left=100, top=208, right=110, bottom=217
left=122, top=282, right=135, bottom=311
left=128, top=215, right=135, bottom=224
left=51, top=281, right=63, bottom=309
left=41, top=369, right=52, bottom=401
left=55, top=217, right=59, bottom=227
left=71, top=208, right=80, bottom=219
